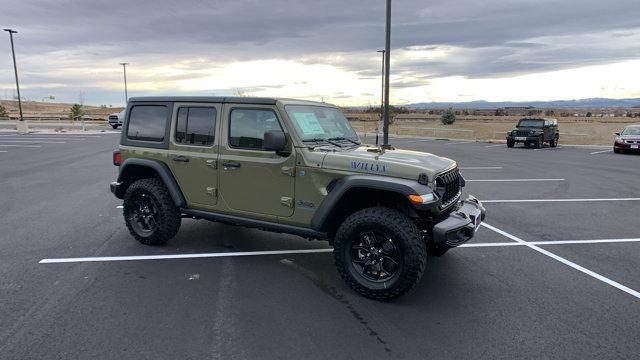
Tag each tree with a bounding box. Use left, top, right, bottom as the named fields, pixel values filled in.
left=586, top=111, right=592, bottom=117
left=441, top=108, right=457, bottom=125
left=69, top=104, right=84, bottom=121
left=0, top=105, right=8, bottom=119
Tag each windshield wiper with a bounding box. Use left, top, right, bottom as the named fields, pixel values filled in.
left=327, top=137, right=361, bottom=145
left=302, top=138, right=342, bottom=147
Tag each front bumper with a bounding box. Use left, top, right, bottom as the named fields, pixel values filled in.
left=506, top=135, right=539, bottom=143
left=432, top=195, right=485, bottom=248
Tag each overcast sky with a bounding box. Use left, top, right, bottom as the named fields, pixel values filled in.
left=1, top=0, right=639, bottom=106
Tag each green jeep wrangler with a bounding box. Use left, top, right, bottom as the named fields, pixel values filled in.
left=110, top=97, right=485, bottom=300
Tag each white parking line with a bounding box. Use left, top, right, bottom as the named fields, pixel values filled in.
left=0, top=150, right=7, bottom=153
left=481, top=223, right=640, bottom=299
left=590, top=149, right=613, bottom=155
left=0, top=144, right=41, bottom=148
left=0, top=140, right=66, bottom=144
left=483, top=198, right=640, bottom=203
left=467, top=178, right=564, bottom=182
left=459, top=166, right=503, bottom=170
left=116, top=205, right=123, bottom=209
left=0, top=137, right=84, bottom=141
left=39, top=248, right=334, bottom=263
left=461, top=238, right=640, bottom=247
left=444, top=141, right=475, bottom=146
left=38, top=237, right=640, bottom=264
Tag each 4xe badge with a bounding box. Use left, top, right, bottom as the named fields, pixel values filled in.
left=351, top=161, right=387, bottom=173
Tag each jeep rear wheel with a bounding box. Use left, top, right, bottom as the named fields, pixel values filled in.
left=334, top=207, right=427, bottom=300
left=123, top=178, right=181, bottom=245
left=550, top=136, right=558, bottom=148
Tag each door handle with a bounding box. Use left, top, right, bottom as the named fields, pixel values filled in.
left=172, top=155, right=190, bottom=162
left=222, top=161, right=241, bottom=170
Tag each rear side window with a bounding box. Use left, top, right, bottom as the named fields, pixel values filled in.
left=229, top=108, right=281, bottom=150
left=127, top=105, right=167, bottom=142
left=175, top=107, right=216, bottom=146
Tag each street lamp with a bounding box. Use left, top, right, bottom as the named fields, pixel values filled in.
left=376, top=49, right=385, bottom=145
left=120, top=62, right=129, bottom=104
left=3, top=28, right=25, bottom=131
left=381, top=0, right=392, bottom=148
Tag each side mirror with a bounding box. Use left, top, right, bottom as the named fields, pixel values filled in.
left=263, top=130, right=288, bottom=155
left=615, top=132, right=620, bottom=136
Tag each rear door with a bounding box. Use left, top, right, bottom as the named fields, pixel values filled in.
left=218, top=104, right=296, bottom=218
left=167, top=103, right=221, bottom=210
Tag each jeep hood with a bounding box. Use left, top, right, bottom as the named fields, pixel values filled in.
left=320, top=146, right=456, bottom=182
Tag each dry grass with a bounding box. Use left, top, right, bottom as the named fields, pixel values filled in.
left=0, top=100, right=124, bottom=120
left=348, top=114, right=639, bottom=145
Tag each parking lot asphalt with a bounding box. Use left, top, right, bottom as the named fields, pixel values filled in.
left=1, top=133, right=639, bottom=359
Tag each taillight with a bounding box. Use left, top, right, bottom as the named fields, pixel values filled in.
left=113, top=150, right=121, bottom=166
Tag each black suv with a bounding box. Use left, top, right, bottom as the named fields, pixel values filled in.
left=506, top=118, right=559, bottom=148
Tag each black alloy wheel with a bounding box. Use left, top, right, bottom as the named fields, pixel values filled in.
left=350, top=230, right=401, bottom=282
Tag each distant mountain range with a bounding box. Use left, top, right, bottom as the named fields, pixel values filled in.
left=406, top=98, right=640, bottom=109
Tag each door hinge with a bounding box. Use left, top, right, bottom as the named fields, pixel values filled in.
left=281, top=166, right=295, bottom=177
left=280, top=197, right=294, bottom=208
left=206, top=187, right=218, bottom=197
left=205, top=159, right=217, bottom=169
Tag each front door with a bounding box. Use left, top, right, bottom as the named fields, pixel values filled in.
left=167, top=103, right=221, bottom=210
left=218, top=104, right=295, bottom=218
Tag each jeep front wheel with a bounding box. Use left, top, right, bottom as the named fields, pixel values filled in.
left=506, top=139, right=515, bottom=148
left=123, top=178, right=181, bottom=245
left=333, top=207, right=427, bottom=300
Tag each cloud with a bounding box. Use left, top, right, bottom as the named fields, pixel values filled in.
left=0, top=0, right=639, bottom=105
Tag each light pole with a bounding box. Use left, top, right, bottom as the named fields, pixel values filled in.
left=381, top=0, right=392, bottom=148
left=376, top=49, right=385, bottom=145
left=4, top=28, right=25, bottom=131
left=120, top=62, right=129, bottom=104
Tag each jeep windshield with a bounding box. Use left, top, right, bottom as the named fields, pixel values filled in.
left=285, top=105, right=360, bottom=146
left=517, top=119, right=544, bottom=127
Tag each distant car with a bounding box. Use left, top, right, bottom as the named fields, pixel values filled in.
left=506, top=118, right=559, bottom=149
left=108, top=111, right=125, bottom=129
left=613, top=125, right=640, bottom=154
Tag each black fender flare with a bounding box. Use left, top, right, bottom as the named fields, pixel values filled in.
left=117, top=158, right=186, bottom=207
left=310, top=175, right=434, bottom=232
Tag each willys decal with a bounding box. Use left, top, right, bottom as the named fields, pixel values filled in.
left=351, top=161, right=387, bottom=173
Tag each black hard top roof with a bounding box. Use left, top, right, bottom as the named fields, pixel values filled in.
left=128, top=96, right=331, bottom=107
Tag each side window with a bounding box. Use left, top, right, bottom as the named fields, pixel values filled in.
left=229, top=108, right=282, bottom=150
left=127, top=105, right=167, bottom=141
left=175, top=107, right=216, bottom=146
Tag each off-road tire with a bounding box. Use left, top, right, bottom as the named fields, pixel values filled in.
left=111, top=125, right=119, bottom=129
left=533, top=136, right=542, bottom=149
left=123, top=178, right=181, bottom=245
left=549, top=137, right=558, bottom=148
left=506, top=139, right=515, bottom=148
left=334, top=207, right=427, bottom=300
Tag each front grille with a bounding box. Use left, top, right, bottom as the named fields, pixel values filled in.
left=515, top=130, right=530, bottom=137
left=435, top=166, right=461, bottom=209
left=109, top=115, right=119, bottom=121
left=624, top=139, right=640, bottom=144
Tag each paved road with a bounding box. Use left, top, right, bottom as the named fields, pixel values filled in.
left=0, top=120, right=112, bottom=131
left=1, top=133, right=639, bottom=359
